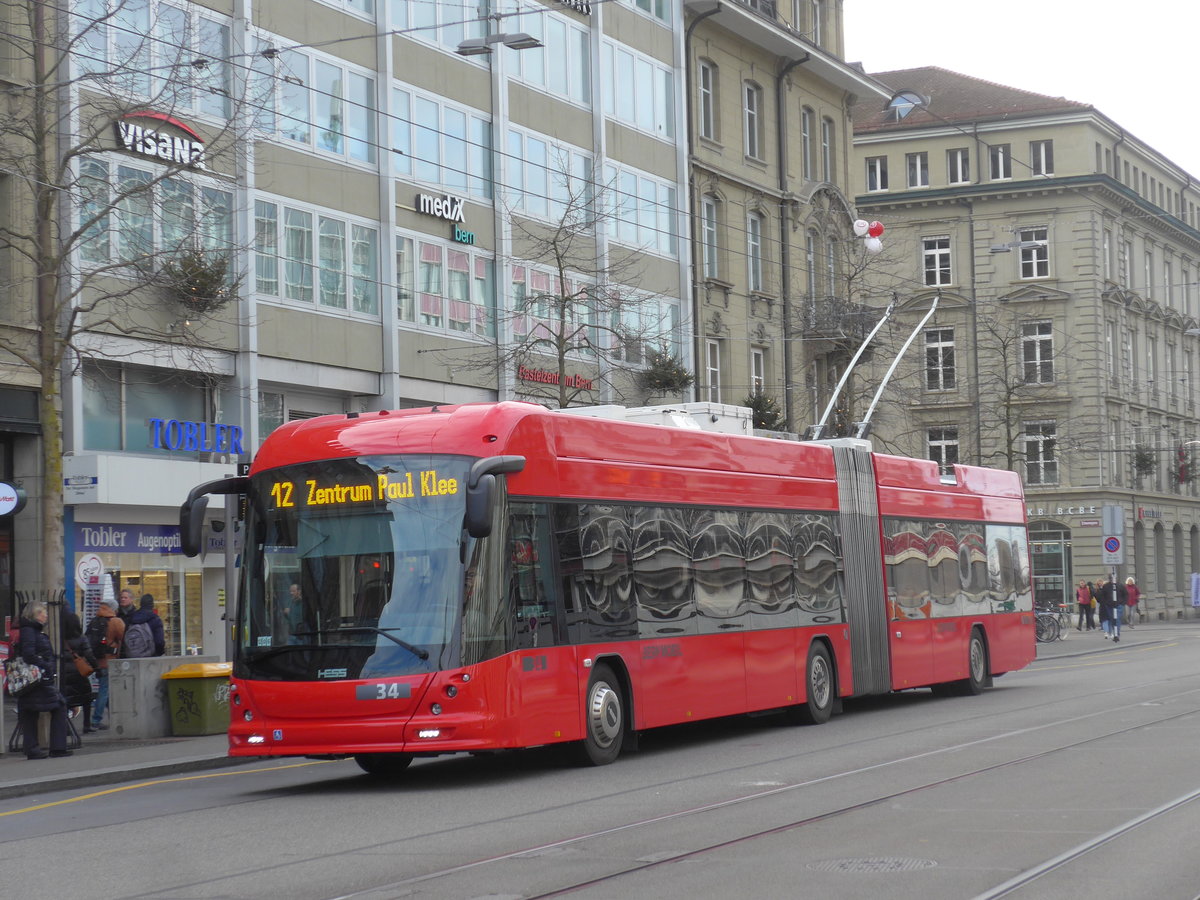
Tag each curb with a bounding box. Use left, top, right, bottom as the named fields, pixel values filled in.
left=0, top=753, right=242, bottom=801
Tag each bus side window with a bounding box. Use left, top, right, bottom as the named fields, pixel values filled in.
left=509, top=504, right=559, bottom=650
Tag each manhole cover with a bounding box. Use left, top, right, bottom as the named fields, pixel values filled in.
left=808, top=857, right=938, bottom=874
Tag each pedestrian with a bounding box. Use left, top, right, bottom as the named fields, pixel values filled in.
left=61, top=606, right=98, bottom=732
left=1097, top=577, right=1126, bottom=642
left=116, top=587, right=137, bottom=625
left=87, top=596, right=125, bottom=731
left=1125, top=576, right=1141, bottom=628
left=128, top=593, right=166, bottom=656
left=1092, top=579, right=1111, bottom=638
left=1075, top=579, right=1096, bottom=631
left=15, top=600, right=73, bottom=759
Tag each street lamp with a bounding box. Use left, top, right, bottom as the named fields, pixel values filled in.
left=990, top=239, right=1047, bottom=253
left=455, top=31, right=543, bottom=55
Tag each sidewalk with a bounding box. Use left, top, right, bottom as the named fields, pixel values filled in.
left=1032, top=615, right=1200, bottom=661
left=0, top=724, right=237, bottom=801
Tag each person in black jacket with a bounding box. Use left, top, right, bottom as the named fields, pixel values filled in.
left=131, top=593, right=166, bottom=656
left=60, top=607, right=98, bottom=732
left=16, top=600, right=72, bottom=759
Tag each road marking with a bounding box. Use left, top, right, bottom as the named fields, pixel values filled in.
left=0, top=759, right=333, bottom=818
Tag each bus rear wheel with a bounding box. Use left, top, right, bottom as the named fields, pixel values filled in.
left=354, top=753, right=414, bottom=777
left=787, top=643, right=834, bottom=725
left=576, top=663, right=624, bottom=766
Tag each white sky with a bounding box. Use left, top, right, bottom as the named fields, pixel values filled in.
left=842, top=1, right=1200, bottom=179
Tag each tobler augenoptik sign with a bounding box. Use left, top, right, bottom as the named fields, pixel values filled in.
left=113, top=111, right=206, bottom=169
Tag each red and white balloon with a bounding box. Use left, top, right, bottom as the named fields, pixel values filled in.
left=855, top=219, right=885, bottom=254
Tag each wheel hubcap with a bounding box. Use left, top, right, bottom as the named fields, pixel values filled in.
left=810, top=656, right=830, bottom=708
left=588, top=682, right=621, bottom=748
left=970, top=639, right=985, bottom=681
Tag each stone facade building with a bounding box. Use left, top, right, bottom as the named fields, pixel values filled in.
left=852, top=67, right=1200, bottom=615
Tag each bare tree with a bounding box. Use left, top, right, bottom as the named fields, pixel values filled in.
left=429, top=165, right=689, bottom=409
left=0, top=1, right=251, bottom=591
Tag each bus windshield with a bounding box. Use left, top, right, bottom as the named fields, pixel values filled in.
left=238, top=454, right=472, bottom=681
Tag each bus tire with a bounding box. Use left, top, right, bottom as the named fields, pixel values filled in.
left=790, top=643, right=834, bottom=725
left=962, top=629, right=988, bottom=696
left=577, top=663, right=624, bottom=766
left=354, top=753, right=414, bottom=777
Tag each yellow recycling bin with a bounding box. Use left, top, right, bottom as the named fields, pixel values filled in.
left=162, top=662, right=233, bottom=736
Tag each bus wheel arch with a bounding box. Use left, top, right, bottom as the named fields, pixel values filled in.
left=575, top=658, right=629, bottom=766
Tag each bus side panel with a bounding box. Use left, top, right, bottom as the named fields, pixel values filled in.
left=745, top=629, right=799, bottom=710
left=628, top=634, right=748, bottom=730
left=983, top=612, right=1036, bottom=674
left=890, top=619, right=934, bottom=688
left=931, top=618, right=969, bottom=683
left=506, top=647, right=584, bottom=748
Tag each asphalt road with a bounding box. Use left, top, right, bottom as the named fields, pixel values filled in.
left=3, top=627, right=1200, bottom=899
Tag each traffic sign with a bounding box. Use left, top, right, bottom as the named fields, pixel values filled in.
left=1102, top=534, right=1124, bottom=565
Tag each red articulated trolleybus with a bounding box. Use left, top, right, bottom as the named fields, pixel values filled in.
left=180, top=401, right=1035, bottom=776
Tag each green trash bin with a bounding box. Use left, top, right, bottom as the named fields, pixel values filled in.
left=162, top=663, right=233, bottom=736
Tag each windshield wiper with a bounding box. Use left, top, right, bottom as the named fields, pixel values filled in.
left=292, top=626, right=430, bottom=660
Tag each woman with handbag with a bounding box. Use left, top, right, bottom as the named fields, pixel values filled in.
left=16, top=600, right=73, bottom=759
left=61, top=607, right=97, bottom=732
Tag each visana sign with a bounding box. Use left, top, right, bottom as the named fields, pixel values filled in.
left=114, top=112, right=206, bottom=169
left=417, top=192, right=466, bottom=223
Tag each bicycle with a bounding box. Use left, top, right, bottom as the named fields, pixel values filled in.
left=1035, top=611, right=1061, bottom=643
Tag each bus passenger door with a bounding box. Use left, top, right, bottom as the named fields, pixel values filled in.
left=508, top=503, right=579, bottom=746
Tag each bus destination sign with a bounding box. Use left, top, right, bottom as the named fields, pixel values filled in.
left=268, top=470, right=460, bottom=509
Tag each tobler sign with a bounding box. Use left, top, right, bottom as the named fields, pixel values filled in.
left=114, top=111, right=206, bottom=169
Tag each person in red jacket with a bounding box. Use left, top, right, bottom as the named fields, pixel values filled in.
left=1124, top=577, right=1141, bottom=629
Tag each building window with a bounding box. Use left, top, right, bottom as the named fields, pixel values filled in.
left=947, top=148, right=969, bottom=184
left=394, top=88, right=493, bottom=199
left=77, top=1, right=232, bottom=119
left=809, top=0, right=824, bottom=46
left=1022, top=320, right=1054, bottom=383
left=751, top=347, right=766, bottom=394
left=1019, top=226, right=1048, bottom=278
left=701, top=195, right=719, bottom=279
left=256, top=43, right=376, bottom=163
left=82, top=361, right=211, bottom=456
left=255, top=198, right=379, bottom=314
left=80, top=158, right=233, bottom=266
left=1144, top=249, right=1154, bottom=296
left=800, top=107, right=813, bottom=180
left=922, top=236, right=952, bottom=286
left=706, top=339, right=721, bottom=403
left=1030, top=140, right=1054, bottom=176
left=989, top=143, right=1011, bottom=180
left=907, top=152, right=929, bottom=188
left=928, top=426, right=959, bottom=474
left=925, top=328, right=956, bottom=391
left=616, top=0, right=672, bottom=25
left=747, top=211, right=765, bottom=292
left=1106, top=321, right=1117, bottom=382
left=602, top=161, right=678, bottom=258
left=1121, top=240, right=1133, bottom=288
left=1024, top=422, right=1058, bottom=485
left=698, top=60, right=717, bottom=140
left=820, top=117, right=834, bottom=181
left=1165, top=259, right=1175, bottom=308
left=867, top=156, right=889, bottom=192
left=744, top=82, right=764, bottom=160
left=397, top=239, right=496, bottom=337
left=805, top=230, right=818, bottom=298
left=602, top=40, right=673, bottom=138
left=1103, top=230, right=1112, bottom=281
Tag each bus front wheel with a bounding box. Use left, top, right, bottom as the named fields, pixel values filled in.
left=354, top=753, right=414, bottom=777
left=576, top=663, right=624, bottom=766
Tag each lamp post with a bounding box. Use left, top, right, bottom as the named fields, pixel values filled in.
left=454, top=17, right=543, bottom=402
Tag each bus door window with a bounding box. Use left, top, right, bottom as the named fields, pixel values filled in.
left=509, top=504, right=560, bottom=650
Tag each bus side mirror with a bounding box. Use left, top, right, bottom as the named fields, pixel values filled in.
left=180, top=495, right=210, bottom=557
left=463, top=455, right=526, bottom=538
left=179, top=475, right=251, bottom=558
left=465, top=474, right=495, bottom=538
